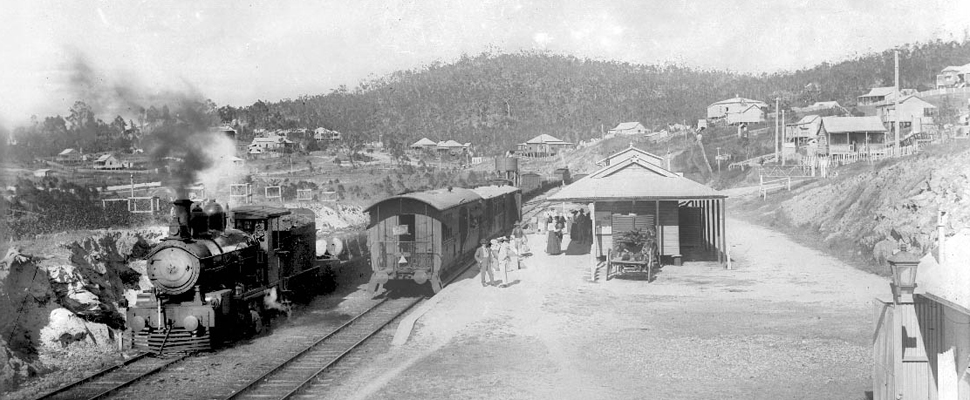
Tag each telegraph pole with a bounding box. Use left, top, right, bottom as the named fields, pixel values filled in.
left=781, top=110, right=786, bottom=166
left=774, top=98, right=780, bottom=162
left=894, top=49, right=900, bottom=151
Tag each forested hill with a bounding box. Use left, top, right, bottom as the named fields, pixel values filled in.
left=227, top=39, right=970, bottom=154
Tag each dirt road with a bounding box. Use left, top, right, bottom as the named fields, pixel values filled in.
left=315, top=217, right=886, bottom=400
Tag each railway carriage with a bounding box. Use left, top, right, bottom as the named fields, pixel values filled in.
left=365, top=185, right=521, bottom=293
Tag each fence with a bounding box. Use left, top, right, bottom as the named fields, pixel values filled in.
left=758, top=175, right=791, bottom=200
left=229, top=184, right=253, bottom=205
left=296, top=189, right=313, bottom=201
left=100, top=197, right=163, bottom=213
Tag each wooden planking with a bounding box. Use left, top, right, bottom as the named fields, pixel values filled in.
left=916, top=296, right=943, bottom=400
left=873, top=298, right=895, bottom=400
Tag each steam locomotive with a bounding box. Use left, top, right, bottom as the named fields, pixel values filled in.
left=126, top=199, right=332, bottom=354
left=365, top=185, right=521, bottom=293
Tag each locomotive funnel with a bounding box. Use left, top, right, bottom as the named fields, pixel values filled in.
left=171, top=199, right=193, bottom=239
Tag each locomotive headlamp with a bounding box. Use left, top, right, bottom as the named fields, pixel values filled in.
left=131, top=316, right=146, bottom=332
left=888, top=245, right=921, bottom=304
left=183, top=315, right=200, bottom=332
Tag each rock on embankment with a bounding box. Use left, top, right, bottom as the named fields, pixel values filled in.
left=743, top=143, right=970, bottom=269
left=0, top=227, right=165, bottom=392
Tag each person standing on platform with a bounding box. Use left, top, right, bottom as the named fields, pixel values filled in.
left=511, top=221, right=527, bottom=257
left=497, top=237, right=515, bottom=286
left=475, top=239, right=494, bottom=287
left=569, top=210, right=580, bottom=242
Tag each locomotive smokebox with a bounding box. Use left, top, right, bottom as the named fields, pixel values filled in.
left=171, top=199, right=194, bottom=239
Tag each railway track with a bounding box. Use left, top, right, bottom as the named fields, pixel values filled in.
left=36, top=352, right=188, bottom=400
left=224, top=257, right=478, bottom=400
left=223, top=296, right=423, bottom=400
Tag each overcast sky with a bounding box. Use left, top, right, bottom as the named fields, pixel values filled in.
left=2, top=0, right=969, bottom=125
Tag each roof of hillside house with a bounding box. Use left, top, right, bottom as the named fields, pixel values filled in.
left=709, top=97, right=768, bottom=107
left=873, top=95, right=937, bottom=109
left=549, top=155, right=725, bottom=201
left=787, top=115, right=822, bottom=137
left=611, top=122, right=645, bottom=131
left=411, top=137, right=437, bottom=147
left=821, top=116, right=887, bottom=133
left=440, top=140, right=464, bottom=148
left=525, top=134, right=573, bottom=145
left=58, top=148, right=77, bottom=156
left=941, top=62, right=970, bottom=73
left=859, top=87, right=896, bottom=98
left=95, top=154, right=116, bottom=162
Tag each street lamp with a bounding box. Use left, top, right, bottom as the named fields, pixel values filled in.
left=887, top=245, right=921, bottom=304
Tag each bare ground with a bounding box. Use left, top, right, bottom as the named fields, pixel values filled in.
left=315, top=217, right=885, bottom=400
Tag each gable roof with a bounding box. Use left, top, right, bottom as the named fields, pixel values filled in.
left=440, top=139, right=464, bottom=148
left=410, top=137, right=437, bottom=147
left=873, top=95, right=937, bottom=109
left=58, top=148, right=77, bottom=156
left=941, top=62, right=970, bottom=73
left=859, top=87, right=896, bottom=98
left=548, top=156, right=724, bottom=201
left=709, top=97, right=768, bottom=107
left=821, top=116, right=887, bottom=133
left=95, top=154, right=116, bottom=162
left=595, top=145, right=664, bottom=166
left=525, top=134, right=573, bottom=145
left=611, top=122, right=644, bottom=131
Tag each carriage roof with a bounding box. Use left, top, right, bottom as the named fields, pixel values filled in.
left=365, top=187, right=482, bottom=215
left=470, top=185, right=520, bottom=199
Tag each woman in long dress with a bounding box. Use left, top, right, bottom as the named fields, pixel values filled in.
left=546, top=217, right=562, bottom=255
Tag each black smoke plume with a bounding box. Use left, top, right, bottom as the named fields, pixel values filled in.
left=66, top=51, right=221, bottom=197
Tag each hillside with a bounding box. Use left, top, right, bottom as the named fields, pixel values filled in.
left=223, top=40, right=970, bottom=155
left=732, top=139, right=970, bottom=275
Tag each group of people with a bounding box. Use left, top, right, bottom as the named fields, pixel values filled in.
left=542, top=208, right=592, bottom=255
left=475, top=220, right=530, bottom=288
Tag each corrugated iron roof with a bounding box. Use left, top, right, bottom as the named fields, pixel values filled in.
left=611, top=122, right=643, bottom=131
left=709, top=97, right=768, bottom=107
left=858, top=86, right=895, bottom=98
left=525, top=134, right=572, bottom=145
left=410, top=137, right=437, bottom=147
left=548, top=157, right=725, bottom=201
left=595, top=145, right=664, bottom=166
left=821, top=116, right=887, bottom=133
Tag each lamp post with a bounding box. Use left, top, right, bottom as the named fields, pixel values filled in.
left=885, top=244, right=929, bottom=399
left=887, top=245, right=920, bottom=305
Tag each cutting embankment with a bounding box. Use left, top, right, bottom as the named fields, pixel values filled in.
left=733, top=140, right=970, bottom=275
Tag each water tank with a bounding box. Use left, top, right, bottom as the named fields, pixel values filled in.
left=494, top=156, right=519, bottom=172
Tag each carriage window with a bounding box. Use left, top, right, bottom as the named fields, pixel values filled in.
left=398, top=214, right=416, bottom=242
left=459, top=207, right=469, bottom=243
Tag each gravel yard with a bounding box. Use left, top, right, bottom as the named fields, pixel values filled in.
left=316, top=217, right=885, bottom=400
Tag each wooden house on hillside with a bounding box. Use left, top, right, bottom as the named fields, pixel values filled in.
left=608, top=122, right=648, bottom=136
left=707, top=97, right=768, bottom=125
left=410, top=137, right=437, bottom=150
left=936, top=62, right=970, bottom=88
left=516, top=134, right=573, bottom=157
left=874, top=95, right=937, bottom=127
left=817, top=116, right=888, bottom=155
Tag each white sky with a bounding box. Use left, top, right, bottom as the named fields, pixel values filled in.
left=2, top=0, right=969, bottom=125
